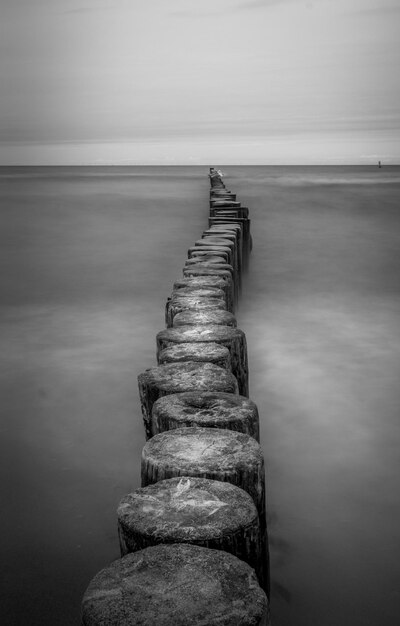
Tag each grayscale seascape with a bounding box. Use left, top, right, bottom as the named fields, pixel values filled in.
left=1, top=165, right=399, bottom=624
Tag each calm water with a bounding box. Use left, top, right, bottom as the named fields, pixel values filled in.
left=1, top=166, right=399, bottom=625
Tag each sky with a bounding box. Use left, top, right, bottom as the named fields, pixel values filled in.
left=0, top=0, right=399, bottom=164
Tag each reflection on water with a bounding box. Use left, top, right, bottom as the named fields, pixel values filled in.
left=1, top=166, right=399, bottom=625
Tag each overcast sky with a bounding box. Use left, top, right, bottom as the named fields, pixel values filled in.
left=1, top=0, right=399, bottom=164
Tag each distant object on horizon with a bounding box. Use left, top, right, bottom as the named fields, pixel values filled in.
left=378, top=161, right=382, bottom=168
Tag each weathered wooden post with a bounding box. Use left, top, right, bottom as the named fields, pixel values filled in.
left=189, top=250, right=230, bottom=266
left=81, top=544, right=269, bottom=626
left=165, top=288, right=226, bottom=327
left=210, top=199, right=242, bottom=208
left=210, top=191, right=237, bottom=200
left=174, top=274, right=232, bottom=310
left=172, top=308, right=237, bottom=328
left=182, top=265, right=235, bottom=313
left=184, top=258, right=235, bottom=276
left=158, top=342, right=231, bottom=371
left=141, top=426, right=269, bottom=595
left=156, top=325, right=249, bottom=397
left=194, top=236, right=239, bottom=302
left=209, top=216, right=251, bottom=270
left=202, top=228, right=242, bottom=287
left=208, top=224, right=244, bottom=266
left=184, top=260, right=236, bottom=295
left=211, top=206, right=249, bottom=218
left=117, top=476, right=262, bottom=581
left=206, top=223, right=243, bottom=262
left=173, top=275, right=228, bottom=289
left=138, top=362, right=238, bottom=439
left=185, top=255, right=228, bottom=266
left=151, top=390, right=260, bottom=441
left=188, top=243, right=232, bottom=265
left=198, top=234, right=238, bottom=271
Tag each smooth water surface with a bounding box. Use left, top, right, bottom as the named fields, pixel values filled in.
left=1, top=166, right=399, bottom=625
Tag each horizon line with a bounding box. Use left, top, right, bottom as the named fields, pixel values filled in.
left=0, top=162, right=398, bottom=167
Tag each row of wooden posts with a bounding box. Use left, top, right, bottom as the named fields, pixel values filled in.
left=81, top=169, right=271, bottom=625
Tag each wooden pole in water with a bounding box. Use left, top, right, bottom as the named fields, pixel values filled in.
left=185, top=255, right=228, bottom=266
left=211, top=206, right=249, bottom=218
left=81, top=543, right=269, bottom=626
left=165, top=289, right=226, bottom=328
left=117, top=476, right=262, bottom=582
left=183, top=261, right=236, bottom=296
left=172, top=308, right=237, bottom=328
left=194, top=237, right=239, bottom=303
left=198, top=234, right=237, bottom=268
left=182, top=266, right=235, bottom=313
left=151, top=390, right=260, bottom=441
left=158, top=342, right=232, bottom=371
left=202, top=229, right=242, bottom=288
left=188, top=246, right=230, bottom=264
left=156, top=324, right=249, bottom=397
left=141, top=426, right=269, bottom=595
left=138, top=362, right=238, bottom=439
left=173, top=275, right=232, bottom=311
left=209, top=217, right=251, bottom=270
left=173, top=275, right=228, bottom=290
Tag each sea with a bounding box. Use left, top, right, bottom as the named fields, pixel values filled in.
left=1, top=165, right=399, bottom=625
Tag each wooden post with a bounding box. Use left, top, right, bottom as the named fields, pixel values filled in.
left=156, top=325, right=249, bottom=397
left=173, top=309, right=237, bottom=328
left=81, top=544, right=269, bottom=626
left=173, top=275, right=228, bottom=290
left=138, top=362, right=238, bottom=439
left=209, top=217, right=251, bottom=270
left=173, top=275, right=231, bottom=310
left=169, top=286, right=226, bottom=299
left=201, top=232, right=238, bottom=260
left=209, top=187, right=238, bottom=197
left=151, top=390, right=260, bottom=441
left=210, top=200, right=242, bottom=208
left=117, top=476, right=262, bottom=583
left=158, top=342, right=231, bottom=371
left=210, top=192, right=237, bottom=200
left=189, top=249, right=230, bottom=263
left=188, top=244, right=232, bottom=266
left=206, top=224, right=243, bottom=255
left=203, top=228, right=242, bottom=288
left=208, top=224, right=243, bottom=263
left=197, top=235, right=236, bottom=259
left=165, top=289, right=226, bottom=328
left=210, top=206, right=249, bottom=218
left=182, top=266, right=235, bottom=313
left=141, top=427, right=269, bottom=595
left=195, top=236, right=238, bottom=302
left=185, top=256, right=229, bottom=266
left=184, top=261, right=236, bottom=293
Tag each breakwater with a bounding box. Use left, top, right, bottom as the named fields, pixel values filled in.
left=81, top=167, right=271, bottom=625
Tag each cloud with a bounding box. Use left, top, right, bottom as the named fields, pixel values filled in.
left=168, top=0, right=292, bottom=19
left=168, top=7, right=225, bottom=18
left=345, top=2, right=400, bottom=17
left=168, top=0, right=400, bottom=20
left=60, top=3, right=114, bottom=15
left=235, top=0, right=295, bottom=10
